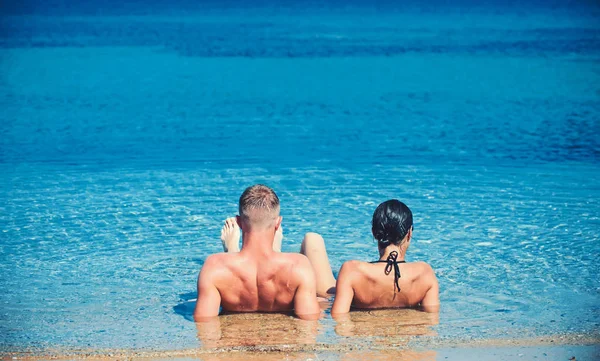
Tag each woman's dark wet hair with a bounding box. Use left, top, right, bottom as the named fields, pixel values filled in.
left=371, top=199, right=413, bottom=247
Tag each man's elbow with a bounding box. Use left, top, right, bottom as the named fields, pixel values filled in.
left=193, top=307, right=205, bottom=322
left=194, top=308, right=219, bottom=322
left=294, top=297, right=321, bottom=320
left=193, top=302, right=220, bottom=322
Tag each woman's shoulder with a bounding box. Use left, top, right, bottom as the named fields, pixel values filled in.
left=337, top=260, right=373, bottom=280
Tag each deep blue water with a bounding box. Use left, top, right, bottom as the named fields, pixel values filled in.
left=0, top=1, right=599, bottom=352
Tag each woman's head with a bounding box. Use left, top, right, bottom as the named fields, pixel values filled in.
left=371, top=199, right=413, bottom=249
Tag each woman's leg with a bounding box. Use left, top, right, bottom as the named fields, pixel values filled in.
left=300, top=232, right=336, bottom=297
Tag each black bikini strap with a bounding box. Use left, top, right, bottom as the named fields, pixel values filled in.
left=386, top=251, right=402, bottom=293
left=370, top=251, right=403, bottom=293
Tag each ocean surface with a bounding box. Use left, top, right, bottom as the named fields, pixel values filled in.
left=1, top=0, right=599, bottom=353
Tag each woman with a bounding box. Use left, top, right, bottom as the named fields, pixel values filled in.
left=300, top=199, right=439, bottom=314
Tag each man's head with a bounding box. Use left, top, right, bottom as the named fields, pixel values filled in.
left=372, top=199, right=413, bottom=251
left=237, top=184, right=281, bottom=231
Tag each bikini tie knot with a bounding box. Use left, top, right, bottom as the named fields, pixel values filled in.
left=384, top=251, right=402, bottom=293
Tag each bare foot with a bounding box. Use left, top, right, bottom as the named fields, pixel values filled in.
left=220, top=217, right=241, bottom=252
left=273, top=225, right=283, bottom=252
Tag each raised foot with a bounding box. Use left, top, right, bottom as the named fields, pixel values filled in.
left=221, top=217, right=241, bottom=252
left=273, top=225, right=283, bottom=252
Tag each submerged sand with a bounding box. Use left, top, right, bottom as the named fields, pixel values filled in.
left=2, top=310, right=598, bottom=360
left=3, top=338, right=599, bottom=361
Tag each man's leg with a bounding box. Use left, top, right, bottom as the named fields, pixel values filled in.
left=300, top=232, right=336, bottom=297
left=221, top=217, right=241, bottom=252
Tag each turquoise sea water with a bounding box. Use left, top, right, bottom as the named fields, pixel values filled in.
left=1, top=1, right=599, bottom=352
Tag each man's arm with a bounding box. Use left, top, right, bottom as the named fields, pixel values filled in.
left=331, top=262, right=355, bottom=315
left=195, top=316, right=222, bottom=348
left=293, top=256, right=321, bottom=320
left=419, top=264, right=440, bottom=313
left=193, top=257, right=221, bottom=321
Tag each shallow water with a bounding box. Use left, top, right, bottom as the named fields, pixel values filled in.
left=1, top=1, right=600, bottom=353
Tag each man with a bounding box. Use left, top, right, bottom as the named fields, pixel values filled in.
left=301, top=199, right=439, bottom=314
left=193, top=184, right=321, bottom=321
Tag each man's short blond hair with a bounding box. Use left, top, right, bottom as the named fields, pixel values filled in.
left=239, top=184, right=280, bottom=228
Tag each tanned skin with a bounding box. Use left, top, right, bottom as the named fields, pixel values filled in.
left=331, top=228, right=439, bottom=315
left=194, top=216, right=320, bottom=321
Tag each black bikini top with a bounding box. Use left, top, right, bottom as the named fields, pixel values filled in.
left=370, top=251, right=405, bottom=293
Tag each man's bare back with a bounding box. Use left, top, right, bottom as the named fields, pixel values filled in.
left=194, top=186, right=320, bottom=321
left=200, top=250, right=314, bottom=313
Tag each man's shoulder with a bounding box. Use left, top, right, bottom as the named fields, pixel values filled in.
left=276, top=252, right=313, bottom=282
left=204, top=252, right=231, bottom=265
left=201, top=253, right=238, bottom=274
left=278, top=252, right=311, bottom=266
